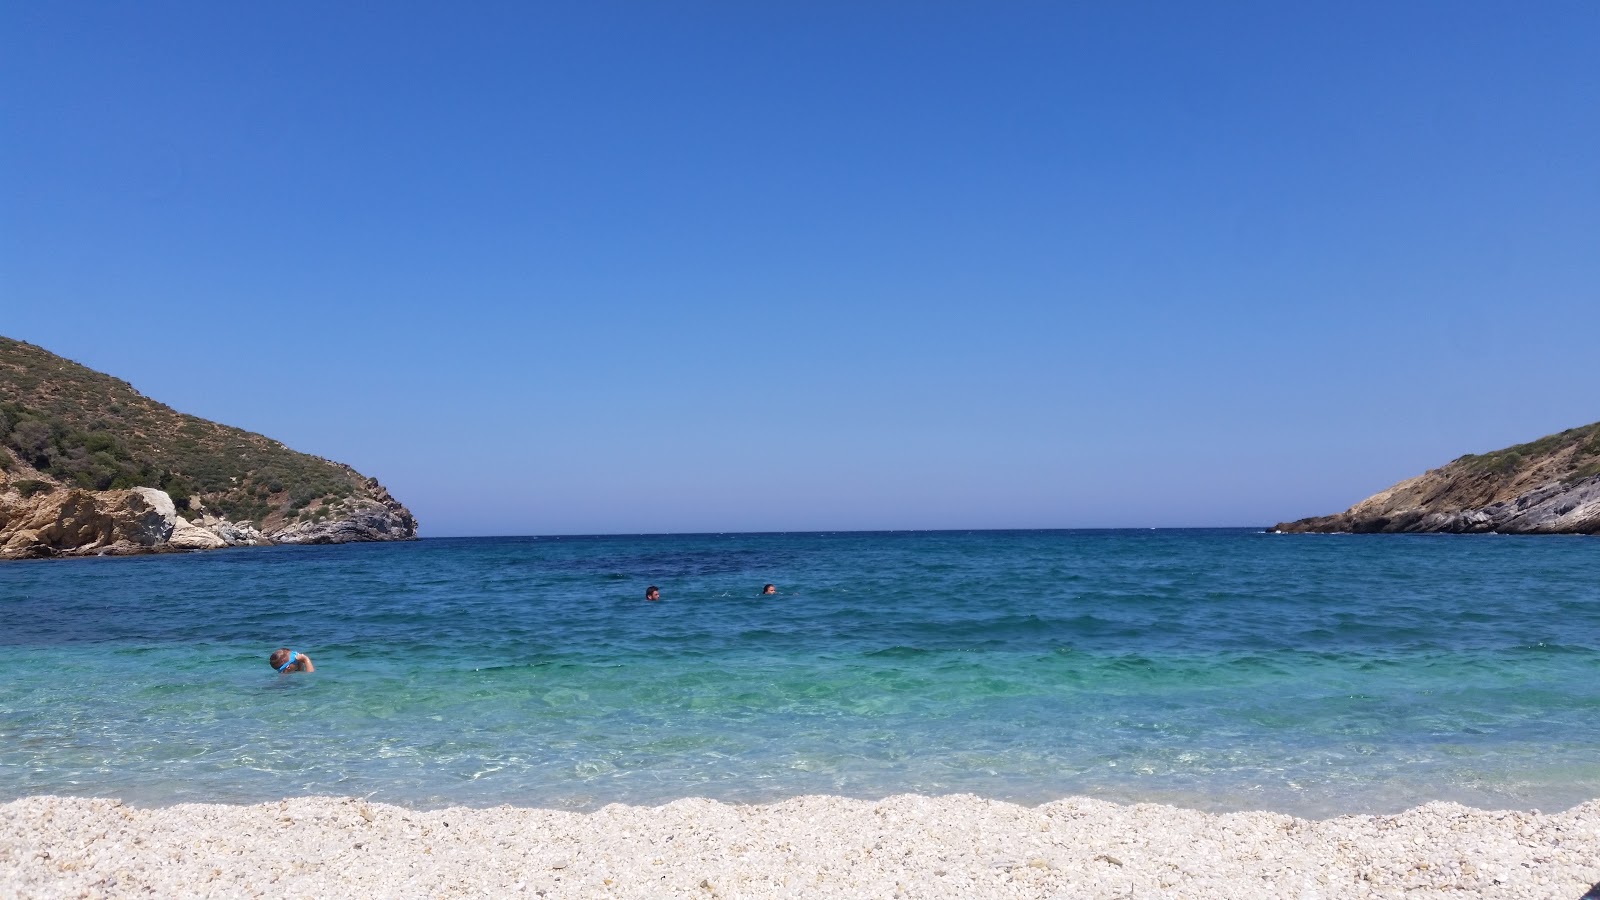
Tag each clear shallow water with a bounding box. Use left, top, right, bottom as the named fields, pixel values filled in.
left=1, top=529, right=1597, bottom=817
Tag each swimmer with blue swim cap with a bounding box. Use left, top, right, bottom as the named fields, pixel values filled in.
left=269, top=647, right=314, bottom=674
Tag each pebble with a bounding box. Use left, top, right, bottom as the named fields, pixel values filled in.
left=1, top=794, right=1596, bottom=899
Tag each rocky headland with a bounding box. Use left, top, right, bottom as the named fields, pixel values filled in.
left=1274, top=422, right=1600, bottom=535
left=0, top=336, right=417, bottom=559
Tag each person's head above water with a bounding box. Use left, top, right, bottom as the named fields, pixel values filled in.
left=269, top=647, right=314, bottom=674
left=645, top=585, right=660, bottom=602
left=762, top=584, right=776, bottom=595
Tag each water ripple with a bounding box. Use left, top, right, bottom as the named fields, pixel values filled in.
left=1, top=529, right=1597, bottom=816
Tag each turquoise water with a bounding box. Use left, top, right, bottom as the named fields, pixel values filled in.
left=2, top=529, right=1597, bottom=817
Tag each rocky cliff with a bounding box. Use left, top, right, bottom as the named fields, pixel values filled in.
left=0, top=482, right=259, bottom=558
left=0, top=337, right=418, bottom=559
left=1274, top=422, right=1600, bottom=535
left=269, top=478, right=417, bottom=545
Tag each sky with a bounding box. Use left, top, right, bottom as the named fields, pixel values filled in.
left=3, top=3, right=1597, bottom=536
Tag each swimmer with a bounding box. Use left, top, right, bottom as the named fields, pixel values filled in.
left=645, top=585, right=661, bottom=602
left=268, top=647, right=314, bottom=674
left=761, top=584, right=777, bottom=595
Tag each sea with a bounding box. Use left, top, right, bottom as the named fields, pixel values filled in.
left=2, top=529, right=1596, bottom=818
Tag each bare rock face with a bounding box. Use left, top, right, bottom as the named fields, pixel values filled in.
left=0, top=483, right=289, bottom=559
left=1, top=487, right=178, bottom=559
left=1275, top=423, right=1600, bottom=535
left=1446, top=476, right=1600, bottom=533
left=125, top=487, right=180, bottom=544
left=0, top=478, right=415, bottom=557
left=167, top=518, right=229, bottom=551
left=268, top=497, right=419, bottom=545
left=207, top=520, right=266, bottom=546
left=1277, top=475, right=1600, bottom=535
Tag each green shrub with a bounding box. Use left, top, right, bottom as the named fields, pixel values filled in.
left=0, top=339, right=391, bottom=528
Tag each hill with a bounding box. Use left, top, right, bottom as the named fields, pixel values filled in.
left=0, top=336, right=416, bottom=557
left=1274, top=422, right=1600, bottom=535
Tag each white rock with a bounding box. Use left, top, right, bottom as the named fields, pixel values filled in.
left=167, top=518, right=227, bottom=550
left=124, top=488, right=178, bottom=546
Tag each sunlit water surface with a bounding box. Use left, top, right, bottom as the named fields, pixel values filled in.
left=3, top=529, right=1596, bottom=817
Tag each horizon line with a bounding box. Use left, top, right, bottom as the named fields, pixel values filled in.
left=411, top=526, right=1273, bottom=540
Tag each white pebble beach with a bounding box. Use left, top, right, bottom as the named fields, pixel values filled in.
left=3, top=794, right=1596, bottom=899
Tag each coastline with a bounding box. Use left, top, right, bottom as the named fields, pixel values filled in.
left=4, top=794, right=1596, bottom=899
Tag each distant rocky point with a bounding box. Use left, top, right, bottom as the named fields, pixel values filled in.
left=0, top=336, right=417, bottom=559
left=1274, top=422, right=1600, bottom=535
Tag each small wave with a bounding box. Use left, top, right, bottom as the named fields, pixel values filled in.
left=863, top=645, right=934, bottom=659
left=1509, top=641, right=1593, bottom=655
left=736, top=629, right=794, bottom=641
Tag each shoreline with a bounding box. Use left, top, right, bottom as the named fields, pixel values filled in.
left=5, top=794, right=1596, bottom=899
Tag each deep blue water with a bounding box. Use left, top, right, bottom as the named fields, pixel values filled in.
left=1, top=529, right=1597, bottom=817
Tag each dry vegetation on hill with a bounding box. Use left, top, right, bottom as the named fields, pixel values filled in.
left=0, top=336, right=388, bottom=532
left=1275, top=421, right=1600, bottom=534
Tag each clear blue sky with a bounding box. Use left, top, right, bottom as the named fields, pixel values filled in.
left=3, top=3, right=1596, bottom=536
